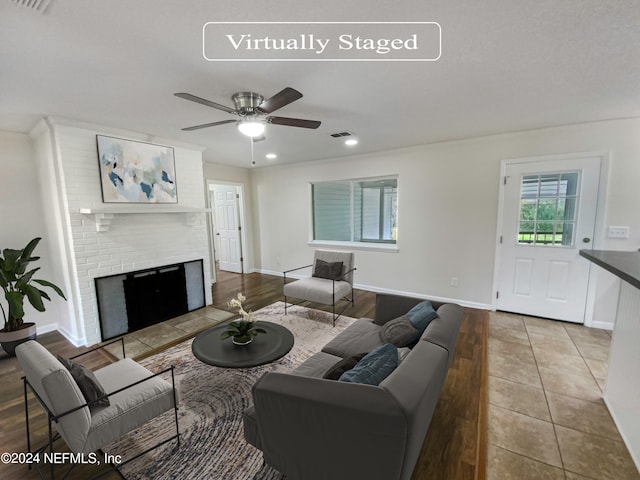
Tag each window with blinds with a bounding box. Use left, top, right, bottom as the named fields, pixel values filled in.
left=312, top=177, right=398, bottom=244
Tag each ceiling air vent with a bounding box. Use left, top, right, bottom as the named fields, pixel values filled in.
left=12, top=0, right=55, bottom=14
left=330, top=131, right=354, bottom=138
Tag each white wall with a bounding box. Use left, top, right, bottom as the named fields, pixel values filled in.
left=250, top=118, right=640, bottom=323
left=0, top=131, right=64, bottom=332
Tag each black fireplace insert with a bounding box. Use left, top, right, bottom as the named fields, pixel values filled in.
left=95, top=259, right=206, bottom=340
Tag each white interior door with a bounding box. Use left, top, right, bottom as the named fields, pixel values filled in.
left=496, top=156, right=601, bottom=322
left=214, top=185, right=242, bottom=273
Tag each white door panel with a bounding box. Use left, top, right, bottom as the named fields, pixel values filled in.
left=213, top=186, right=242, bottom=273
left=497, top=156, right=600, bottom=322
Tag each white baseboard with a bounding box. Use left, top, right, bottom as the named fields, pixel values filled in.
left=590, top=320, right=614, bottom=331
left=36, top=322, right=86, bottom=347
left=36, top=323, right=59, bottom=336
left=354, top=283, right=492, bottom=310
left=255, top=269, right=492, bottom=310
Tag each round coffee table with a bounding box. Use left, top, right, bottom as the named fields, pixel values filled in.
left=191, top=321, right=294, bottom=368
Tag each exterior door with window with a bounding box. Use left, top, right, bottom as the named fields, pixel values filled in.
left=496, top=156, right=600, bottom=322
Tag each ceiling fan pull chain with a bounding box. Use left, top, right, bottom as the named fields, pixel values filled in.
left=250, top=136, right=255, bottom=167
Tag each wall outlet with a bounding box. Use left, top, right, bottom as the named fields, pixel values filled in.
left=608, top=226, right=630, bottom=239
left=450, top=277, right=459, bottom=287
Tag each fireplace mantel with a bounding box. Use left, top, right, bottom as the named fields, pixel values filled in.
left=79, top=206, right=211, bottom=232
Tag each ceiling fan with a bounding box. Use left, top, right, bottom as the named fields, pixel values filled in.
left=174, top=87, right=321, bottom=141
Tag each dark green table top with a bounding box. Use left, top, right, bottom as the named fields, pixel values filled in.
left=191, top=320, right=294, bottom=368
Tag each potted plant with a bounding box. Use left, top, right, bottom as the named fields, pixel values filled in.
left=221, top=293, right=266, bottom=345
left=0, top=237, right=66, bottom=355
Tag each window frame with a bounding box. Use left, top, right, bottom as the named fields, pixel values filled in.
left=309, top=175, right=399, bottom=252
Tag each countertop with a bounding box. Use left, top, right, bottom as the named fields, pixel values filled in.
left=579, top=249, right=640, bottom=290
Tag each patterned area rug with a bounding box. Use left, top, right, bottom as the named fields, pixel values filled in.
left=105, top=302, right=355, bottom=480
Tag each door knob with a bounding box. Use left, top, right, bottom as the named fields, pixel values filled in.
left=582, top=237, right=591, bottom=243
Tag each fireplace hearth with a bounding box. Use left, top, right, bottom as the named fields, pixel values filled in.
left=96, top=260, right=205, bottom=340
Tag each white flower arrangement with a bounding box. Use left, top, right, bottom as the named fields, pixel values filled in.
left=227, top=293, right=255, bottom=322
left=221, top=293, right=265, bottom=343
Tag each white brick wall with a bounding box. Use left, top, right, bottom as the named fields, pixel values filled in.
left=54, top=125, right=211, bottom=345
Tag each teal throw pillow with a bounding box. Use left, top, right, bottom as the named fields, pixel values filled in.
left=405, top=301, right=438, bottom=334
left=338, top=343, right=398, bottom=386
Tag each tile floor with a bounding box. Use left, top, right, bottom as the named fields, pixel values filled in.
left=103, top=305, right=235, bottom=359
left=487, top=311, right=640, bottom=479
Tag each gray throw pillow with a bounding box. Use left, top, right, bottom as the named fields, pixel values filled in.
left=313, top=259, right=343, bottom=280
left=57, top=355, right=110, bottom=408
left=398, top=347, right=411, bottom=363
left=379, top=315, right=420, bottom=347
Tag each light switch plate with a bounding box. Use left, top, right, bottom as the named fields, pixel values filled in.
left=608, top=226, right=630, bottom=239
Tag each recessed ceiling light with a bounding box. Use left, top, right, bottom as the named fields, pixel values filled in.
left=266, top=153, right=277, bottom=160
left=344, top=138, right=358, bottom=146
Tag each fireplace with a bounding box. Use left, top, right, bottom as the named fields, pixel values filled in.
left=95, top=260, right=205, bottom=340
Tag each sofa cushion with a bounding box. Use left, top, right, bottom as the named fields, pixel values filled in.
left=322, top=318, right=384, bottom=358
left=87, top=358, right=175, bottom=453
left=406, top=301, right=439, bottom=334
left=379, top=315, right=420, bottom=347
left=57, top=355, right=110, bottom=408
left=313, top=259, right=343, bottom=280
left=421, top=303, right=464, bottom=362
left=339, top=343, right=398, bottom=385
left=291, top=351, right=344, bottom=378
left=284, top=277, right=352, bottom=305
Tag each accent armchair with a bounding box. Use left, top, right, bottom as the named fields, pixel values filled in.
left=283, top=250, right=356, bottom=325
left=15, top=339, right=179, bottom=480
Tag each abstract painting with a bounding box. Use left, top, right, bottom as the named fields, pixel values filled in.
left=96, top=135, right=178, bottom=203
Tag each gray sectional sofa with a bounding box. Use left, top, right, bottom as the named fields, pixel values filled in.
left=243, top=293, right=464, bottom=480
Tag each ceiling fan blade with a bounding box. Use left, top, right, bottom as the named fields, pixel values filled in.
left=174, top=92, right=236, bottom=114
left=182, top=119, right=237, bottom=131
left=257, top=87, right=303, bottom=114
left=267, top=116, right=321, bottom=129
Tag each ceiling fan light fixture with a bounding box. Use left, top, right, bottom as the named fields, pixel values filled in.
left=238, top=120, right=265, bottom=137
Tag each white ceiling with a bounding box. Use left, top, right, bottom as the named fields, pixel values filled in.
left=1, top=0, right=639, bottom=167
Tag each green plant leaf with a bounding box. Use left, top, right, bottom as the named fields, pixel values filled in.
left=23, top=284, right=45, bottom=312
left=5, top=290, right=24, bottom=320
left=38, top=290, right=51, bottom=302
left=0, top=268, right=8, bottom=288
left=21, top=237, right=41, bottom=260
left=15, top=267, right=40, bottom=289
left=2, top=249, right=22, bottom=272
left=33, top=279, right=66, bottom=300
left=15, top=257, right=40, bottom=275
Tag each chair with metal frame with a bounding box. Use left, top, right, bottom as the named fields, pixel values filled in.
left=283, top=250, right=356, bottom=326
left=15, top=338, right=179, bottom=480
